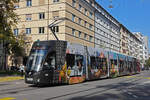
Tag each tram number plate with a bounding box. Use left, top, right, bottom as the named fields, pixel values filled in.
left=27, top=78, right=33, bottom=81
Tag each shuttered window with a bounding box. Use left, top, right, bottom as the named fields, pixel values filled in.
left=39, top=0, right=45, bottom=5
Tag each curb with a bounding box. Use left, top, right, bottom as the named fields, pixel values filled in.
left=0, top=76, right=24, bottom=83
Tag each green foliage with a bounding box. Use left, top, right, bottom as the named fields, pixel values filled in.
left=145, top=58, right=150, bottom=67
left=0, top=0, right=26, bottom=57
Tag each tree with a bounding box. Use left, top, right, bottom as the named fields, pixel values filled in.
left=0, top=0, right=26, bottom=70
left=145, top=58, right=150, bottom=68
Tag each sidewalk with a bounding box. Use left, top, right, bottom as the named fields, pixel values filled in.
left=0, top=76, right=24, bottom=83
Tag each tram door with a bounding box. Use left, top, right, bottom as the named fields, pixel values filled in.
left=41, top=51, right=56, bottom=84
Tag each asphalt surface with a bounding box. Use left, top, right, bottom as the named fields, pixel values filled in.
left=0, top=70, right=150, bottom=100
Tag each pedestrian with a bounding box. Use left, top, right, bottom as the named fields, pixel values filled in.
left=20, top=64, right=24, bottom=77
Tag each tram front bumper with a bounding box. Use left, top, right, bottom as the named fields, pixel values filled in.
left=25, top=72, right=41, bottom=85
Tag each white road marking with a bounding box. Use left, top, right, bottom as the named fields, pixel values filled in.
left=143, top=81, right=150, bottom=84
left=127, top=92, right=132, bottom=95
left=132, top=95, right=138, bottom=98
left=122, top=90, right=127, bottom=92
left=138, top=80, right=150, bottom=85
left=15, top=82, right=21, bottom=85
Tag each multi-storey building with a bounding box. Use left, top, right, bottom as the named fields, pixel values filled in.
left=134, top=32, right=144, bottom=60
left=14, top=0, right=95, bottom=51
left=5, top=0, right=96, bottom=67
left=14, top=0, right=121, bottom=54
left=120, top=24, right=129, bottom=55
left=94, top=2, right=120, bottom=52
left=127, top=32, right=141, bottom=58
left=2, top=0, right=147, bottom=68
left=143, top=36, right=149, bottom=60
left=134, top=32, right=149, bottom=67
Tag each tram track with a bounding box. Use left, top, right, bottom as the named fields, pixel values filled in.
left=0, top=72, right=144, bottom=97
left=0, top=84, right=40, bottom=95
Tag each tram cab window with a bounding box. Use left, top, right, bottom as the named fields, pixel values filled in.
left=66, top=54, right=75, bottom=69
left=43, top=52, right=56, bottom=70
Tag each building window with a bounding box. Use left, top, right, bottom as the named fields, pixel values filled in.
left=39, top=12, right=45, bottom=19
left=89, top=36, right=93, bottom=42
left=26, top=14, right=32, bottom=21
left=84, top=21, right=87, bottom=27
left=14, top=29, right=18, bottom=36
left=52, top=11, right=59, bottom=19
left=79, top=4, right=82, bottom=11
left=39, top=0, right=45, bottom=5
left=90, top=1, right=93, bottom=6
left=26, top=0, right=32, bottom=7
left=89, top=12, right=93, bottom=18
left=78, top=18, right=81, bottom=24
left=53, top=16, right=59, bottom=19
left=26, top=28, right=31, bottom=34
left=39, top=27, right=44, bottom=34
left=52, top=26, right=59, bottom=33
left=72, top=29, right=75, bottom=36
left=72, top=14, right=75, bottom=22
left=72, top=0, right=76, bottom=7
left=78, top=31, right=81, bottom=38
left=53, top=0, right=59, bottom=3
left=89, top=24, right=92, bottom=30
left=14, top=1, right=19, bottom=8
left=84, top=34, right=87, bottom=39
left=85, top=9, right=87, bottom=15
left=14, top=4, right=19, bottom=8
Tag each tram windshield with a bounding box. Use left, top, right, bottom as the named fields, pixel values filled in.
left=26, top=49, right=47, bottom=71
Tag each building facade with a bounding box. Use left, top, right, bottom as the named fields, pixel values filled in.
left=134, top=32, right=149, bottom=67
left=8, top=0, right=148, bottom=68
left=14, top=0, right=122, bottom=54
left=94, top=2, right=120, bottom=52
left=143, top=36, right=149, bottom=60
left=120, top=24, right=129, bottom=55
left=14, top=0, right=95, bottom=51
left=126, top=31, right=141, bottom=58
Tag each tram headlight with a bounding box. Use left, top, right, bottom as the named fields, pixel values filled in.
left=37, top=78, right=40, bottom=82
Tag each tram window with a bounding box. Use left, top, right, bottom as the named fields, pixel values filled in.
left=119, top=60, right=124, bottom=68
left=66, top=54, right=75, bottom=68
left=76, top=55, right=83, bottom=71
left=76, top=55, right=83, bottom=66
left=97, top=58, right=107, bottom=69
left=114, top=60, right=117, bottom=65
left=90, top=56, right=96, bottom=69
left=102, top=58, right=107, bottom=67
left=110, top=59, right=117, bottom=65
left=95, top=57, right=101, bottom=69
left=44, top=52, right=56, bottom=69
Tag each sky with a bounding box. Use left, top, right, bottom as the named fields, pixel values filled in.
left=96, top=0, right=150, bottom=50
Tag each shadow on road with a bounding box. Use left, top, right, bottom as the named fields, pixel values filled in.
left=68, top=79, right=150, bottom=100
left=44, top=74, right=150, bottom=100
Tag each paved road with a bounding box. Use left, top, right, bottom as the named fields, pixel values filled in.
left=0, top=71, right=150, bottom=100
